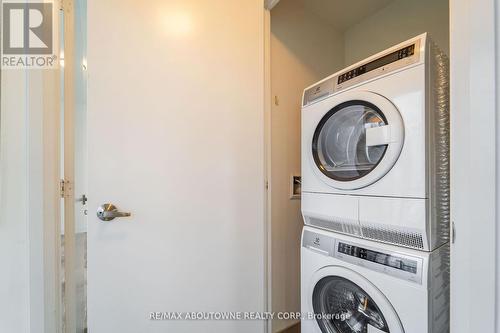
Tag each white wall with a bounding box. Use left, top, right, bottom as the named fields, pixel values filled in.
left=0, top=4, right=61, bottom=333
left=0, top=68, right=61, bottom=333
left=344, top=0, right=449, bottom=65
left=497, top=1, right=500, bottom=330
left=270, top=1, right=344, bottom=332
left=450, top=0, right=497, bottom=332
left=0, top=70, right=30, bottom=333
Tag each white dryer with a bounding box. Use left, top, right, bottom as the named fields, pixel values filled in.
left=301, top=226, right=450, bottom=333
left=301, top=33, right=449, bottom=251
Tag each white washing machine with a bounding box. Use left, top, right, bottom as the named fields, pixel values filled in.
left=301, top=33, right=449, bottom=251
left=301, top=226, right=449, bottom=333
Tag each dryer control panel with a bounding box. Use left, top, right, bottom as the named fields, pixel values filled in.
left=336, top=44, right=415, bottom=85
left=302, top=36, right=422, bottom=107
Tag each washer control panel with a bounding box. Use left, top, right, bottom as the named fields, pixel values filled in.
left=335, top=240, right=423, bottom=284
left=303, top=230, right=424, bottom=284
left=338, top=242, right=418, bottom=272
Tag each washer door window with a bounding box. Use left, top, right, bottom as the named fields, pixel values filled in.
left=313, top=276, right=390, bottom=333
left=311, top=94, right=404, bottom=190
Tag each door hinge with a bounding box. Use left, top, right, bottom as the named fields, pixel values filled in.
left=265, top=181, right=269, bottom=190
left=59, top=0, right=73, bottom=12
left=60, top=179, right=73, bottom=198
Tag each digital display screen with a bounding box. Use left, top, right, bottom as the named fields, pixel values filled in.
left=337, top=44, right=415, bottom=84
left=338, top=242, right=417, bottom=274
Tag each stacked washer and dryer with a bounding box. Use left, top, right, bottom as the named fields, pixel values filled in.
left=300, top=34, right=450, bottom=333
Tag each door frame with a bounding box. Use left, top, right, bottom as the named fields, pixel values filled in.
left=61, top=0, right=78, bottom=331
left=263, top=7, right=273, bottom=333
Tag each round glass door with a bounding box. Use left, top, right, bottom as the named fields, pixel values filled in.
left=313, top=276, right=390, bottom=333
left=312, top=101, right=388, bottom=182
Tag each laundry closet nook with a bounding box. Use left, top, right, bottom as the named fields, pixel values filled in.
left=267, top=1, right=449, bottom=332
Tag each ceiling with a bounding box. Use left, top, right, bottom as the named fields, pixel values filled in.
left=299, top=0, right=395, bottom=31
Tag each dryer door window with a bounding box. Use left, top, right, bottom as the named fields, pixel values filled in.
left=312, top=276, right=390, bottom=333
left=312, top=101, right=388, bottom=182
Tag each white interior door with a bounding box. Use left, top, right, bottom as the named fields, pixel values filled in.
left=87, top=1, right=266, bottom=332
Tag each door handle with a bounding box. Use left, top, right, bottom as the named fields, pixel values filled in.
left=97, top=203, right=131, bottom=221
